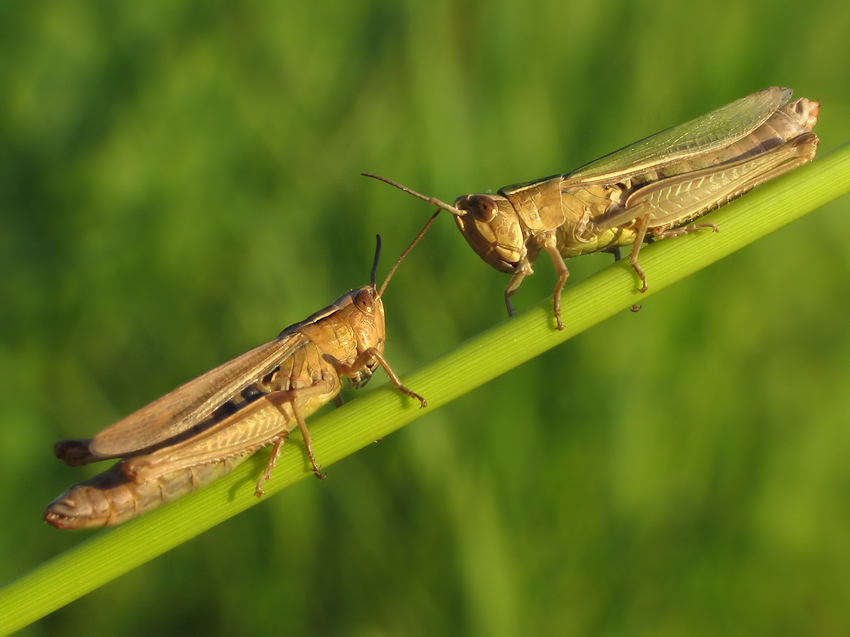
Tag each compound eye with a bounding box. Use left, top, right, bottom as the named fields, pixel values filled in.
left=455, top=195, right=498, bottom=222
left=353, top=289, right=375, bottom=313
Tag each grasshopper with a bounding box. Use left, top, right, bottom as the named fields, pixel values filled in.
left=44, top=223, right=434, bottom=530
left=365, top=86, right=819, bottom=329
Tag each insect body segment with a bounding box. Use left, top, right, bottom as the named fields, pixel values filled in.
left=45, top=229, right=432, bottom=530
left=365, top=87, right=819, bottom=329
left=44, top=456, right=251, bottom=529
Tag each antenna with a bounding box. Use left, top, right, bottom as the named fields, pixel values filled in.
left=362, top=173, right=467, bottom=217
left=377, top=209, right=440, bottom=299
left=370, top=235, right=382, bottom=289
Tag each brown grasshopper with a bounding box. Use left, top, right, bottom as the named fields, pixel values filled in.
left=44, top=223, right=434, bottom=530
left=365, top=86, right=819, bottom=329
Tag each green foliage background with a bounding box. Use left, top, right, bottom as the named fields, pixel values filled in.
left=2, top=1, right=850, bottom=635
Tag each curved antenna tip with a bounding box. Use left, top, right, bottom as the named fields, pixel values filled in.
left=362, top=173, right=466, bottom=217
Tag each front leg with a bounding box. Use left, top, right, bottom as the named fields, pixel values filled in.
left=504, top=261, right=532, bottom=319
left=332, top=351, right=426, bottom=408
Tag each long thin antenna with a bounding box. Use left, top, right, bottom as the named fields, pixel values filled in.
left=362, top=173, right=467, bottom=217
left=377, top=209, right=440, bottom=299
left=370, top=235, right=382, bottom=289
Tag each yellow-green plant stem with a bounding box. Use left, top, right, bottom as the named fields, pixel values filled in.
left=1, top=143, right=849, bottom=636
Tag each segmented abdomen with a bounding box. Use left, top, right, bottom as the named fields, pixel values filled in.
left=44, top=454, right=250, bottom=529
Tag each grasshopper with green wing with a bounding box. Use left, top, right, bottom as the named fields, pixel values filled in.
left=44, top=224, right=434, bottom=529
left=366, top=86, right=819, bottom=329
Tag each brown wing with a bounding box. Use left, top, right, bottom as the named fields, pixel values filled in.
left=89, top=331, right=309, bottom=457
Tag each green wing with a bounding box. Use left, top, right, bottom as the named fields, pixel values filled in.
left=564, top=87, right=791, bottom=185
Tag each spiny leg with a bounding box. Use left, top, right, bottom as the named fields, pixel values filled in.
left=255, top=435, right=286, bottom=497
left=290, top=398, right=325, bottom=480
left=630, top=217, right=719, bottom=294
left=605, top=246, right=640, bottom=312
left=628, top=215, right=652, bottom=293
left=261, top=381, right=336, bottom=483
left=651, top=222, right=719, bottom=239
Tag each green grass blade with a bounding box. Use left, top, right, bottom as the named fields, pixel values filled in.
left=1, top=142, right=849, bottom=636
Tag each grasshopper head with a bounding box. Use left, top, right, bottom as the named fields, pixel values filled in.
left=349, top=285, right=387, bottom=356
left=360, top=173, right=526, bottom=273
left=320, top=285, right=385, bottom=389
left=453, top=194, right=526, bottom=274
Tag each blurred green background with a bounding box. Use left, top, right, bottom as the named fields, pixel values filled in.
left=2, top=0, right=850, bottom=635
